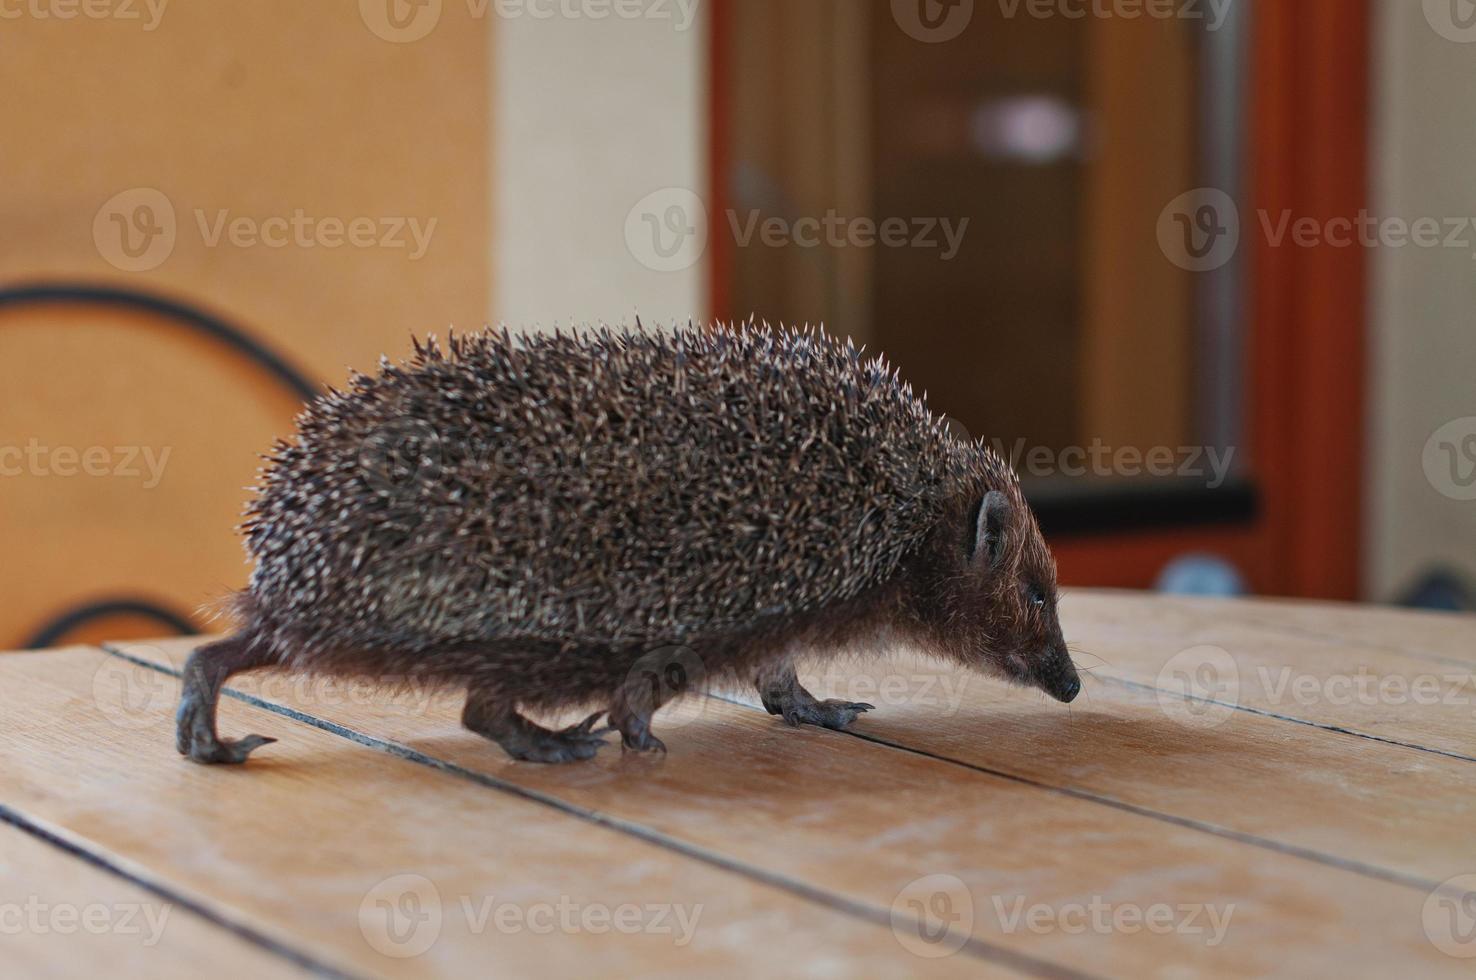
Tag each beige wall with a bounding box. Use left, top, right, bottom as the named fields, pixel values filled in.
left=1369, top=1, right=1476, bottom=598
left=492, top=3, right=708, bottom=329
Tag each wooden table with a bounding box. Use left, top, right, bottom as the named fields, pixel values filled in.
left=3, top=591, right=1474, bottom=978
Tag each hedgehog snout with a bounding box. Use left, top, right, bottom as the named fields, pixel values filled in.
left=1039, top=649, right=1081, bottom=703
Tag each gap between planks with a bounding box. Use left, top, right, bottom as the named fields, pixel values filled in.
left=96, top=639, right=1469, bottom=978
left=0, top=804, right=358, bottom=980
left=83, top=643, right=1089, bottom=980
left=108, top=614, right=1476, bottom=895
left=3, top=648, right=1027, bottom=979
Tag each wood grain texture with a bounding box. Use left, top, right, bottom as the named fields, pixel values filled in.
left=104, top=600, right=1475, bottom=979
left=770, top=650, right=1474, bottom=889
left=1056, top=592, right=1476, bottom=759
left=1141, top=593, right=1476, bottom=667
left=0, top=648, right=990, bottom=979
left=0, top=821, right=306, bottom=979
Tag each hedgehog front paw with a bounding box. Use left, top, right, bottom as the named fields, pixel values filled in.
left=176, top=694, right=276, bottom=765
left=503, top=711, right=613, bottom=764
left=778, top=699, right=875, bottom=731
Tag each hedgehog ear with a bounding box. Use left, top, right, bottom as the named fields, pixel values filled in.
left=971, top=490, right=1012, bottom=569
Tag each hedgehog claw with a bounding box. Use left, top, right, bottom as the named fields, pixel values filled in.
left=181, top=731, right=277, bottom=765
left=464, top=696, right=613, bottom=764
left=780, top=700, right=874, bottom=731
left=758, top=668, right=875, bottom=731
left=608, top=707, right=666, bottom=754
left=176, top=691, right=276, bottom=765
left=620, top=728, right=667, bottom=754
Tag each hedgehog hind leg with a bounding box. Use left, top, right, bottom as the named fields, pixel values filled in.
left=176, top=634, right=279, bottom=765
left=757, top=663, right=874, bottom=731
left=462, top=684, right=612, bottom=764
left=607, top=676, right=673, bottom=754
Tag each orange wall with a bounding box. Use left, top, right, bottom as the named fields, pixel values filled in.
left=1, top=3, right=493, bottom=646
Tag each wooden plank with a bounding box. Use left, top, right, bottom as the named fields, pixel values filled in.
left=1058, top=592, right=1476, bottom=759
left=0, top=648, right=992, bottom=979
left=109, top=637, right=1468, bottom=978
left=758, top=649, right=1474, bottom=889
left=1140, top=593, right=1476, bottom=667
left=0, top=820, right=307, bottom=979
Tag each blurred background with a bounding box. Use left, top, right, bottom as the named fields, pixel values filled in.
left=2, top=0, right=1473, bottom=649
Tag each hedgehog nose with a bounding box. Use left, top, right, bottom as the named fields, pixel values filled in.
left=1057, top=673, right=1081, bottom=703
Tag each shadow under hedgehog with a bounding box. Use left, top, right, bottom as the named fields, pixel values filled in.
left=177, top=323, right=1080, bottom=765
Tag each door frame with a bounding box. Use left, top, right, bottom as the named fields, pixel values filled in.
left=707, top=0, right=1371, bottom=599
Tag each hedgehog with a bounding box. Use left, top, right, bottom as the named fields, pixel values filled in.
left=176, top=322, right=1080, bottom=765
